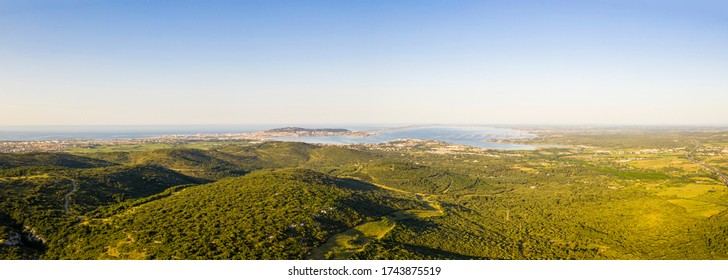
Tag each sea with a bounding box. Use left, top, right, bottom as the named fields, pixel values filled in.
left=0, top=125, right=535, bottom=150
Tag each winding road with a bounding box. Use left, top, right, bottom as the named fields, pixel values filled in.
left=63, top=179, right=78, bottom=213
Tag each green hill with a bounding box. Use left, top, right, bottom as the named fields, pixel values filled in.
left=249, top=142, right=317, bottom=167
left=45, top=169, right=421, bottom=259
left=0, top=153, right=113, bottom=169
left=70, top=165, right=199, bottom=212
left=0, top=161, right=199, bottom=259
left=82, top=148, right=261, bottom=180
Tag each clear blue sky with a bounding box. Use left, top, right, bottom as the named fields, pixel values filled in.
left=1, top=0, right=726, bottom=125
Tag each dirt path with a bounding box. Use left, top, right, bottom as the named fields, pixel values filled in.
left=308, top=178, right=444, bottom=260
left=63, top=179, right=78, bottom=213
left=442, top=178, right=453, bottom=194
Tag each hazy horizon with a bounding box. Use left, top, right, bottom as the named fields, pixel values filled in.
left=2, top=123, right=728, bottom=130
left=2, top=122, right=728, bottom=128
left=2, top=0, right=727, bottom=126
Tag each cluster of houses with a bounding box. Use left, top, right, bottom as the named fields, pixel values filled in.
left=0, top=140, right=71, bottom=153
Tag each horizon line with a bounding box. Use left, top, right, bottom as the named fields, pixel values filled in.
left=2, top=123, right=728, bottom=129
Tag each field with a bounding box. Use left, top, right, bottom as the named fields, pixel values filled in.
left=667, top=199, right=726, bottom=218
left=626, top=156, right=704, bottom=172
left=658, top=184, right=723, bottom=198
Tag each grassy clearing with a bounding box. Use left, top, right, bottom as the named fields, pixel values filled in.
left=105, top=232, right=146, bottom=259
left=357, top=218, right=397, bottom=239
left=657, top=184, right=723, bottom=198
left=0, top=174, right=50, bottom=182
left=309, top=186, right=445, bottom=260
left=512, top=165, right=538, bottom=173
left=392, top=202, right=444, bottom=220
left=310, top=196, right=445, bottom=259
left=309, top=217, right=396, bottom=260
left=404, top=209, right=443, bottom=219
left=691, top=177, right=719, bottom=183
left=667, top=199, right=726, bottom=218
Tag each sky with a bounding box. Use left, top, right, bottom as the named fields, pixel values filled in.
left=1, top=0, right=727, bottom=126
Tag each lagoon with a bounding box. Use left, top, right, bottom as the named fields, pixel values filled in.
left=273, top=125, right=535, bottom=150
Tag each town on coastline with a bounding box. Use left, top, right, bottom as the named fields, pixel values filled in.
left=0, top=127, right=371, bottom=153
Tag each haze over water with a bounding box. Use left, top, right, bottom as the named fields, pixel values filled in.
left=273, top=125, right=536, bottom=150
left=0, top=125, right=535, bottom=150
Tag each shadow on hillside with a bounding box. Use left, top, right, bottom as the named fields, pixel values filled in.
left=334, top=178, right=380, bottom=191
left=399, top=243, right=488, bottom=260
